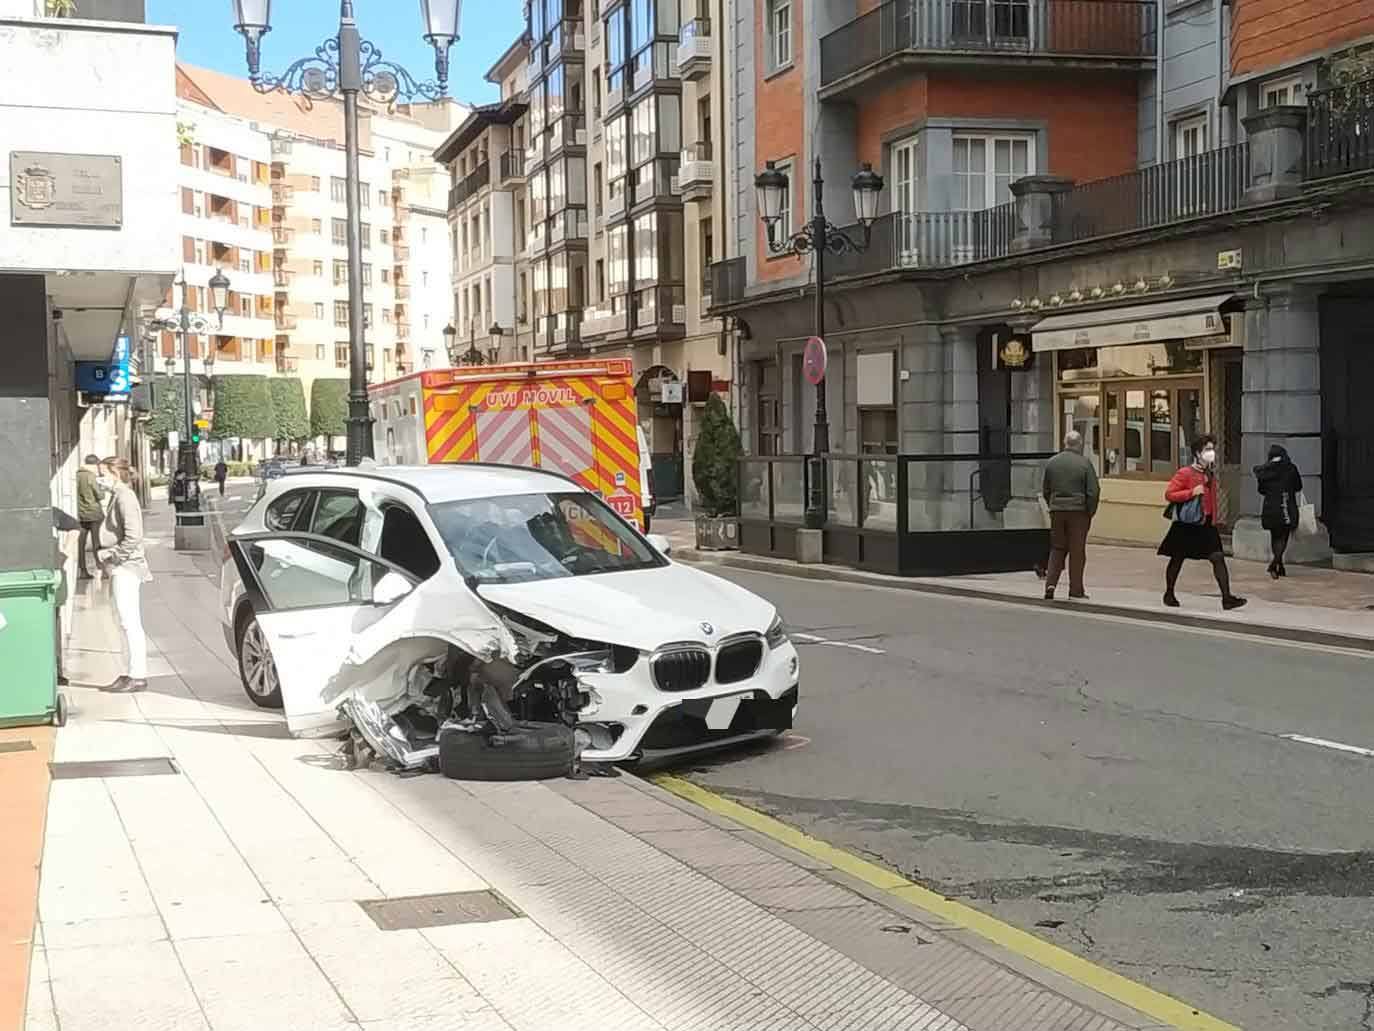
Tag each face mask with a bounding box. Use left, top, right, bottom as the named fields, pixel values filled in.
left=1200, top=448, right=1217, bottom=467
left=96, top=475, right=113, bottom=490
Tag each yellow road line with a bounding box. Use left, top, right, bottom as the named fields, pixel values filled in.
left=652, top=774, right=1240, bottom=1031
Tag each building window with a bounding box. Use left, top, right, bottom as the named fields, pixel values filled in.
left=362, top=264, right=372, bottom=286
left=769, top=159, right=793, bottom=237
left=333, top=260, right=347, bottom=285
left=769, top=0, right=792, bottom=70
left=890, top=135, right=919, bottom=259
left=314, top=302, right=325, bottom=320
left=383, top=308, right=393, bottom=324
left=381, top=228, right=390, bottom=245
left=363, top=303, right=373, bottom=327
left=313, top=260, right=325, bottom=277
left=1261, top=75, right=1306, bottom=108
left=315, top=343, right=326, bottom=361
left=421, top=227, right=428, bottom=242
left=422, top=271, right=429, bottom=286
left=1173, top=114, right=1209, bottom=159
left=952, top=134, right=1034, bottom=209
left=311, top=176, right=321, bottom=191
left=381, top=268, right=390, bottom=284
left=331, top=218, right=347, bottom=246
left=359, top=182, right=370, bottom=208
left=361, top=223, right=371, bottom=250
left=334, top=301, right=349, bottom=326
left=311, top=218, right=322, bottom=234
left=424, top=314, right=431, bottom=329
left=335, top=343, right=349, bottom=368
left=330, top=176, right=347, bottom=203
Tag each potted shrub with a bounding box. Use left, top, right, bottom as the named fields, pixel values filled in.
left=692, top=394, right=742, bottom=551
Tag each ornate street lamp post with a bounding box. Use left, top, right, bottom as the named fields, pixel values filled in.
left=231, top=0, right=463, bottom=466
left=442, top=322, right=459, bottom=366
left=148, top=269, right=230, bottom=508
left=755, top=157, right=883, bottom=530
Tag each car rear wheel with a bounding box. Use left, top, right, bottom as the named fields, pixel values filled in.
left=237, top=614, right=283, bottom=709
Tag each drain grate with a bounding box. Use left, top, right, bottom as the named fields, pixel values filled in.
left=49, top=757, right=180, bottom=779
left=358, top=890, right=520, bottom=931
left=0, top=740, right=35, bottom=754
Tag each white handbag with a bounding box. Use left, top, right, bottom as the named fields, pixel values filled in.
left=1296, top=491, right=1319, bottom=536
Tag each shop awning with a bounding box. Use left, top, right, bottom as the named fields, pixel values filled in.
left=1029, top=293, right=1237, bottom=352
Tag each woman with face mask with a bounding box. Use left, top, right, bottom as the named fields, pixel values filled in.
left=1158, top=434, right=1247, bottom=611
left=97, top=457, right=152, bottom=691
left=1254, top=444, right=1303, bottom=578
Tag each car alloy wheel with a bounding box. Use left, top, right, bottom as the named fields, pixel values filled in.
left=238, top=617, right=283, bottom=709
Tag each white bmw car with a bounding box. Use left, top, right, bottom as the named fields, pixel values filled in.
left=219, top=463, right=800, bottom=775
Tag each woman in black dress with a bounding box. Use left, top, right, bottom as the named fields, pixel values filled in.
left=1254, top=444, right=1303, bottom=578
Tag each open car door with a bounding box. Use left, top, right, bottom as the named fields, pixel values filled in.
left=228, top=532, right=420, bottom=737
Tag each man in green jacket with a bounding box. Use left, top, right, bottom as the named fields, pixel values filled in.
left=1041, top=430, right=1099, bottom=601
left=75, top=453, right=105, bottom=580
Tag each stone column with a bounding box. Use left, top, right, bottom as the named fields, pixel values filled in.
left=1241, top=105, right=1307, bottom=206
left=0, top=274, right=56, bottom=574
left=1009, top=175, right=1074, bottom=253
left=1231, top=284, right=1331, bottom=563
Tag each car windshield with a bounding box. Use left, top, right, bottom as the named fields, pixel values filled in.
left=431, top=491, right=663, bottom=584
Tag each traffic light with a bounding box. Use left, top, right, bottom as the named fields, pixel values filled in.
left=191, top=425, right=201, bottom=445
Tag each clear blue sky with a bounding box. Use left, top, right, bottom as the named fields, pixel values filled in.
left=148, top=0, right=525, bottom=106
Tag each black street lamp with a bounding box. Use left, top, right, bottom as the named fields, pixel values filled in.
left=756, top=156, right=883, bottom=529
left=232, top=0, right=463, bottom=466
left=489, top=322, right=504, bottom=363
left=442, top=322, right=458, bottom=365
left=147, top=267, right=231, bottom=506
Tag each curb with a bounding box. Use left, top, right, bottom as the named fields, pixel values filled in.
left=675, top=549, right=1374, bottom=653
left=644, top=772, right=1237, bottom=1031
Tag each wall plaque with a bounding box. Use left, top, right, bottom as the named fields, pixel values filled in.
left=10, top=152, right=123, bottom=228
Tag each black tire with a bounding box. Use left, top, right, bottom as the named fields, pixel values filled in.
left=438, top=721, right=575, bottom=781
left=236, top=608, right=284, bottom=709
left=53, top=693, right=68, bottom=728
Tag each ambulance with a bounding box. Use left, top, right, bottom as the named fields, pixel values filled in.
left=369, top=358, right=656, bottom=531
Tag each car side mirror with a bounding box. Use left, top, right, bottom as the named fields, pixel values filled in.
left=372, top=570, right=413, bottom=606
left=646, top=533, right=672, bottom=556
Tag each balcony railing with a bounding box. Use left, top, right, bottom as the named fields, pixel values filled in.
left=448, top=160, right=490, bottom=209
left=549, top=18, right=585, bottom=61
left=499, top=149, right=526, bottom=182
left=679, top=141, right=714, bottom=198
left=634, top=285, right=687, bottom=331
left=275, top=354, right=299, bottom=374
left=1053, top=142, right=1249, bottom=241
left=550, top=112, right=587, bottom=152
left=677, top=17, right=712, bottom=79
left=1306, top=77, right=1374, bottom=181
left=631, top=41, right=676, bottom=94
left=582, top=305, right=629, bottom=337
left=275, top=314, right=298, bottom=331
left=821, top=0, right=1156, bottom=88
left=395, top=285, right=411, bottom=300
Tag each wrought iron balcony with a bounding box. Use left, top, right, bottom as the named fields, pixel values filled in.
left=448, top=160, right=490, bottom=209
left=820, top=0, right=1156, bottom=96
left=1306, top=77, right=1374, bottom=181
left=677, top=17, right=712, bottom=81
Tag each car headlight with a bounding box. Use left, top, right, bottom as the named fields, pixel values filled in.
left=765, top=614, right=789, bottom=649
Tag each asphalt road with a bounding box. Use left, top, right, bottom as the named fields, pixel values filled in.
left=676, top=567, right=1374, bottom=1031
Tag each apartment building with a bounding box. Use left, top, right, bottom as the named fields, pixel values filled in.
left=715, top=0, right=1374, bottom=570
left=435, top=37, right=531, bottom=369
left=469, top=0, right=741, bottom=503
left=175, top=65, right=466, bottom=411
left=165, top=99, right=277, bottom=385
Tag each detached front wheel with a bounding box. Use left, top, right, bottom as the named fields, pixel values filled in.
left=438, top=721, right=575, bottom=781
left=237, top=613, right=283, bottom=709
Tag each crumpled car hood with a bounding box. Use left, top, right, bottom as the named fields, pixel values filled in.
left=476, top=562, right=777, bottom=650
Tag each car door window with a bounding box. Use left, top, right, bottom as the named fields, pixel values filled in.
left=309, top=489, right=365, bottom=546
left=265, top=489, right=312, bottom=531
left=240, top=536, right=396, bottom=611
left=377, top=503, right=442, bottom=580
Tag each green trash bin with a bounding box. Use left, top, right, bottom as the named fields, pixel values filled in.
left=0, top=569, right=66, bottom=728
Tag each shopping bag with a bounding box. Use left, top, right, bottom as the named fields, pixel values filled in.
left=1297, top=492, right=1319, bottom=536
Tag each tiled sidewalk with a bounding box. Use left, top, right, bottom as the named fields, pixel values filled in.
left=22, top=509, right=1188, bottom=1031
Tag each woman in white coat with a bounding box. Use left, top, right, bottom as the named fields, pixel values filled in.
left=98, top=457, right=151, bottom=692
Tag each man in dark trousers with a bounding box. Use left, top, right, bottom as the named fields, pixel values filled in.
left=1041, top=430, right=1099, bottom=601
left=214, top=458, right=228, bottom=496
left=75, top=453, right=105, bottom=580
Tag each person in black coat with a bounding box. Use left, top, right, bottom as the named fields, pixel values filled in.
left=1254, top=444, right=1303, bottom=578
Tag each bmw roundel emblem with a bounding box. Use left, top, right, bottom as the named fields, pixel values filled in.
left=700, top=621, right=715, bottom=636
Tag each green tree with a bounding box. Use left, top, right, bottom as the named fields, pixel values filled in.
left=143, top=374, right=186, bottom=450
left=269, top=377, right=310, bottom=447
left=310, top=378, right=349, bottom=438
left=210, top=375, right=276, bottom=441
left=691, top=394, right=743, bottom=517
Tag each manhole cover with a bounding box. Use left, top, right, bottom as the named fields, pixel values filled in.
left=358, top=890, right=520, bottom=931
left=0, top=740, right=35, bottom=754
left=49, top=757, right=180, bottom=779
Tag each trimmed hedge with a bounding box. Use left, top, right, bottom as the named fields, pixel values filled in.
left=692, top=394, right=742, bottom=517
left=211, top=375, right=276, bottom=441
left=270, top=377, right=310, bottom=443
left=310, top=378, right=349, bottom=438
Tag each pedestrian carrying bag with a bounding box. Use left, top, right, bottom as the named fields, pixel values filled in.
left=1169, top=496, right=1205, bottom=525
left=1297, top=491, right=1319, bottom=536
